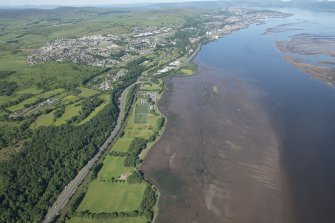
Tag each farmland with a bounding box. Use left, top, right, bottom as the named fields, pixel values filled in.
left=98, top=156, right=133, bottom=181
left=68, top=216, right=147, bottom=223
left=0, top=4, right=277, bottom=223
left=77, top=181, right=146, bottom=213
left=134, top=102, right=150, bottom=124
left=66, top=90, right=165, bottom=222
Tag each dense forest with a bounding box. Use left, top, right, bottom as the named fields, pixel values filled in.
left=0, top=58, right=147, bottom=222
left=0, top=96, right=119, bottom=222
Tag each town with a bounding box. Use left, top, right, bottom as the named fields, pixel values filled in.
left=27, top=8, right=288, bottom=91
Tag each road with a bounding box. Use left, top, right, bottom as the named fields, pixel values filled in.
left=43, top=85, right=132, bottom=223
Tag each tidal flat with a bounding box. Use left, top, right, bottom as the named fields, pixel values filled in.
left=141, top=61, right=286, bottom=223
left=142, top=8, right=335, bottom=223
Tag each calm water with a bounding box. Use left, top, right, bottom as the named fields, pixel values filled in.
left=142, top=9, right=335, bottom=223
left=198, top=9, right=335, bottom=222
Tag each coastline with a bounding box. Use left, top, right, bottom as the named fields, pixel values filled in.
left=144, top=7, right=335, bottom=222
left=141, top=53, right=284, bottom=222
left=140, top=43, right=202, bottom=223
left=142, top=16, right=288, bottom=223
left=275, top=34, right=335, bottom=86
left=283, top=54, right=335, bottom=85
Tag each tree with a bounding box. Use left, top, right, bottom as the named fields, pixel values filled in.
left=127, top=171, right=144, bottom=184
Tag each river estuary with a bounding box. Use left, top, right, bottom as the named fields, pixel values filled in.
left=141, top=9, right=335, bottom=223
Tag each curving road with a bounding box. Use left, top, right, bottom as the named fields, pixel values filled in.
left=43, top=85, right=132, bottom=223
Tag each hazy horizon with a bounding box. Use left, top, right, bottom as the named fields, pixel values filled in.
left=0, top=0, right=215, bottom=7
left=1, top=0, right=334, bottom=7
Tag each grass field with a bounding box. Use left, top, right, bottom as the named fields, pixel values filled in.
left=54, top=103, right=82, bottom=126
left=70, top=95, right=163, bottom=222
left=134, top=102, right=149, bottom=124
left=68, top=216, right=147, bottom=223
left=140, top=83, right=162, bottom=92
left=16, top=87, right=43, bottom=95
left=112, top=138, right=132, bottom=153
left=78, top=87, right=100, bottom=98
left=30, top=111, right=54, bottom=129
left=98, top=156, right=133, bottom=180
left=7, top=97, right=39, bottom=112
left=0, top=6, right=201, bottom=222
left=6, top=88, right=65, bottom=112
left=113, top=97, right=161, bottom=143
left=179, top=68, right=195, bottom=75
left=0, top=95, right=18, bottom=106
left=78, top=181, right=146, bottom=213
left=62, top=95, right=80, bottom=104
left=79, top=94, right=110, bottom=125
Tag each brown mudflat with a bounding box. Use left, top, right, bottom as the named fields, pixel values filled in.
left=141, top=60, right=288, bottom=223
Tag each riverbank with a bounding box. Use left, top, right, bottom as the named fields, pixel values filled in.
left=141, top=59, right=284, bottom=222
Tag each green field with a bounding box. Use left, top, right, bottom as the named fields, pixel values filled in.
left=79, top=94, right=110, bottom=125
left=0, top=5, right=204, bottom=223
left=30, top=111, right=55, bottom=129
left=6, top=88, right=65, bottom=112
left=16, top=87, right=42, bottom=95
left=78, top=181, right=146, bottom=213
left=7, top=97, right=39, bottom=112
left=71, top=96, right=163, bottom=222
left=54, top=104, right=82, bottom=126
left=112, top=138, right=132, bottom=153
left=68, top=216, right=147, bottom=223
left=78, top=87, right=100, bottom=98
left=140, top=83, right=162, bottom=92
left=0, top=95, right=18, bottom=106
left=62, top=95, right=80, bottom=104
left=111, top=97, right=161, bottom=154
left=98, top=156, right=133, bottom=181
left=134, top=102, right=150, bottom=124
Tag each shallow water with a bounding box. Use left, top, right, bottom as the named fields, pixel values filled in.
left=142, top=9, right=335, bottom=223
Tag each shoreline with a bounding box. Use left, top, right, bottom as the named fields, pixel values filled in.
left=275, top=34, right=335, bottom=86
left=140, top=43, right=202, bottom=223
left=141, top=56, right=284, bottom=222
left=143, top=16, right=288, bottom=222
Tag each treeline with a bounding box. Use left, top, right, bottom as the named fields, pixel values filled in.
left=171, top=30, right=192, bottom=53
left=72, top=185, right=157, bottom=222
left=0, top=94, right=31, bottom=110
left=140, top=186, right=157, bottom=215
left=0, top=94, right=119, bottom=222
left=53, top=105, right=65, bottom=120
left=127, top=171, right=144, bottom=184
left=78, top=97, right=104, bottom=121
left=0, top=81, right=18, bottom=96
left=113, top=57, right=147, bottom=90
left=156, top=117, right=165, bottom=130
left=82, top=68, right=110, bottom=86
left=0, top=71, right=16, bottom=79
left=75, top=209, right=148, bottom=220
left=124, top=84, right=139, bottom=118
left=0, top=117, right=33, bottom=148
left=123, top=137, right=147, bottom=167
left=0, top=56, right=147, bottom=222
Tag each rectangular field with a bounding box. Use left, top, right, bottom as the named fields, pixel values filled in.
left=134, top=102, right=149, bottom=124
left=112, top=138, right=132, bottom=152
left=78, top=181, right=146, bottom=213
left=67, top=217, right=147, bottom=223
left=98, top=156, right=133, bottom=180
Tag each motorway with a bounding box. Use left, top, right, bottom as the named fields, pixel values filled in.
left=43, top=85, right=131, bottom=223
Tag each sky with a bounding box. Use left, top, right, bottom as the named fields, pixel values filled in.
left=0, top=0, right=332, bottom=6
